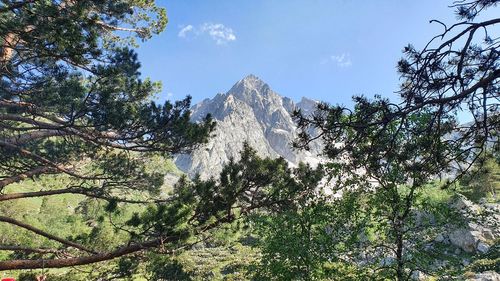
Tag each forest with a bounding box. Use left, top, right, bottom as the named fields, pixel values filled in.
left=0, top=0, right=498, bottom=280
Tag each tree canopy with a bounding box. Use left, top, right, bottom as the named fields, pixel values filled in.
left=291, top=1, right=499, bottom=280
left=295, top=0, right=499, bottom=184
left=0, top=0, right=498, bottom=279
left=0, top=0, right=217, bottom=270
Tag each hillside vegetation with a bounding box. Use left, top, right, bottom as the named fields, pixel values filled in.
left=0, top=0, right=498, bottom=280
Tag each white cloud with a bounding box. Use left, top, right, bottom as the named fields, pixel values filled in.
left=177, top=22, right=236, bottom=45
left=200, top=23, right=236, bottom=45
left=167, top=92, right=173, bottom=97
left=178, top=25, right=194, bottom=38
left=325, top=53, right=352, bottom=67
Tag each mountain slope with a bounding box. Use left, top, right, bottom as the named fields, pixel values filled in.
left=175, top=75, right=322, bottom=179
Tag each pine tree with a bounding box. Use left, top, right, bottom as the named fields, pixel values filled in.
left=0, top=0, right=217, bottom=270
left=293, top=1, right=499, bottom=279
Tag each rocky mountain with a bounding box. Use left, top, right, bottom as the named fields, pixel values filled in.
left=174, top=74, right=322, bottom=179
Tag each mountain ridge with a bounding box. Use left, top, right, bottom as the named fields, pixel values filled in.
left=175, top=74, right=322, bottom=179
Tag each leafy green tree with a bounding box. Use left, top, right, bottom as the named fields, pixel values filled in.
left=147, top=257, right=193, bottom=281
left=293, top=1, right=498, bottom=280
left=0, top=1, right=324, bottom=272
left=253, top=192, right=368, bottom=281
left=140, top=144, right=324, bottom=280
left=460, top=152, right=500, bottom=201
left=295, top=0, right=499, bottom=185
left=295, top=110, right=461, bottom=279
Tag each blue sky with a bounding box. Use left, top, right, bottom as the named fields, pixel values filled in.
left=136, top=1, right=466, bottom=107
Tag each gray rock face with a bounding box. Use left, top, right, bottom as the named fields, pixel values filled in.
left=175, top=74, right=322, bottom=179
left=445, top=195, right=499, bottom=254
left=448, top=228, right=481, bottom=253
left=468, top=271, right=500, bottom=281
left=410, top=270, right=428, bottom=281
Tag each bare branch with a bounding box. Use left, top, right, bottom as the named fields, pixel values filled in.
left=0, top=237, right=167, bottom=270
left=0, top=166, right=53, bottom=189
left=0, top=216, right=97, bottom=254
left=0, top=186, right=174, bottom=204
left=0, top=245, right=61, bottom=254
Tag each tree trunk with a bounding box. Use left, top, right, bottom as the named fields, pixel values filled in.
left=395, top=230, right=405, bottom=281
left=0, top=239, right=162, bottom=270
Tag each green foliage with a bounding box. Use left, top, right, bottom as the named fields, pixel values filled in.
left=148, top=256, right=193, bottom=281
left=252, top=191, right=366, bottom=280
left=18, top=272, right=76, bottom=281
left=467, top=243, right=500, bottom=273
left=0, top=157, right=179, bottom=277
left=0, top=0, right=218, bottom=271
left=170, top=143, right=324, bottom=229
left=320, top=262, right=375, bottom=281
left=291, top=2, right=499, bottom=279
left=146, top=227, right=260, bottom=281
left=1, top=0, right=498, bottom=277
left=460, top=153, right=500, bottom=202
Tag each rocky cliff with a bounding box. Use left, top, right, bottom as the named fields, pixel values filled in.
left=174, top=74, right=322, bottom=179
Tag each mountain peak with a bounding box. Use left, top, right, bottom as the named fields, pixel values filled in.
left=299, top=97, right=317, bottom=103
left=176, top=75, right=323, bottom=179
left=230, top=74, right=269, bottom=94
left=241, top=74, right=261, bottom=82
left=297, top=97, right=319, bottom=116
